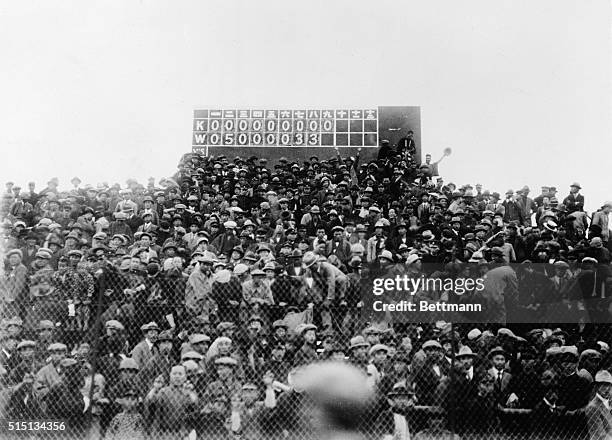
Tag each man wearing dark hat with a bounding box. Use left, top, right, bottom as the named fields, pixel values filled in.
left=137, top=329, right=174, bottom=393
left=385, top=382, right=417, bottom=440
left=563, top=182, right=585, bottom=214
left=514, top=186, right=536, bottom=227
left=557, top=346, right=592, bottom=411
left=292, top=323, right=319, bottom=367
left=502, top=190, right=524, bottom=224
left=487, top=346, right=512, bottom=405
left=326, top=225, right=352, bottom=265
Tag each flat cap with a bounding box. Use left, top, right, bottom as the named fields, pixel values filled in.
left=17, top=340, right=36, bottom=350
left=105, top=320, right=125, bottom=331
left=215, top=356, right=238, bottom=367
left=119, top=358, right=139, bottom=370
left=48, top=342, right=68, bottom=352
left=189, top=333, right=211, bottom=345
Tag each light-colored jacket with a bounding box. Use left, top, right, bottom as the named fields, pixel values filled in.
left=35, top=362, right=61, bottom=398
left=131, top=339, right=154, bottom=369
left=592, top=211, right=610, bottom=241
left=585, top=395, right=612, bottom=440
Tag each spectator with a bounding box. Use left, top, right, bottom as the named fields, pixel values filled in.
left=2, top=150, right=612, bottom=438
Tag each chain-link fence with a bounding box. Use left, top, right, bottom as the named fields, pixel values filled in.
left=1, top=261, right=611, bottom=440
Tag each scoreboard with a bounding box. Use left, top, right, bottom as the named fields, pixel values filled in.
left=192, top=108, right=380, bottom=153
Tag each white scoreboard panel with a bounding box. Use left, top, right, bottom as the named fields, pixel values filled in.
left=192, top=109, right=379, bottom=153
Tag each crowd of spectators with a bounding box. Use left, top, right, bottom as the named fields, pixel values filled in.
left=1, top=143, right=612, bottom=439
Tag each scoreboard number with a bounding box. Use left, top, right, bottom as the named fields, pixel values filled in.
left=266, top=120, right=277, bottom=131
left=308, top=133, right=319, bottom=145
left=280, top=120, right=291, bottom=132
left=210, top=119, right=221, bottom=131
left=238, top=119, right=249, bottom=131
left=223, top=119, right=234, bottom=131
left=265, top=133, right=278, bottom=145
left=280, top=133, right=291, bottom=145
left=252, top=120, right=263, bottom=131
left=294, top=120, right=305, bottom=131
left=250, top=133, right=262, bottom=145
left=294, top=133, right=304, bottom=145
left=223, top=133, right=235, bottom=145
left=309, top=120, right=319, bottom=131
left=209, top=133, right=221, bottom=145
left=237, top=133, right=248, bottom=145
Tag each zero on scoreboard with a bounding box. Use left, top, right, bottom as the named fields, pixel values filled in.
left=192, top=108, right=380, bottom=152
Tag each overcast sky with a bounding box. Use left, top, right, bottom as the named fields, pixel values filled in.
left=1, top=0, right=610, bottom=212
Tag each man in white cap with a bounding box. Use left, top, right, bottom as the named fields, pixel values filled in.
left=211, top=220, right=240, bottom=258
left=302, top=251, right=348, bottom=331
left=585, top=370, right=612, bottom=440
left=131, top=322, right=159, bottom=368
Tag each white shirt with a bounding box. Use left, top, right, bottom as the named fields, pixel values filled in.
left=597, top=393, right=610, bottom=410
left=393, top=413, right=410, bottom=440
left=465, top=366, right=474, bottom=381
left=493, top=367, right=504, bottom=380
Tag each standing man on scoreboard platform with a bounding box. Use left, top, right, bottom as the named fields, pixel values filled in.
left=397, top=130, right=417, bottom=158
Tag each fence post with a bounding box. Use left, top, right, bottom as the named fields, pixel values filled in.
left=448, top=321, right=456, bottom=439
left=85, top=269, right=107, bottom=421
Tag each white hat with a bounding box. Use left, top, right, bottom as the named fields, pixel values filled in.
left=497, top=328, right=516, bottom=338
left=456, top=346, right=477, bottom=358
left=233, top=263, right=249, bottom=275
left=422, top=340, right=442, bottom=350
left=406, top=254, right=421, bottom=265
left=595, top=370, right=612, bottom=384
left=378, top=250, right=393, bottom=261
left=223, top=220, right=237, bottom=229
left=467, top=328, right=482, bottom=341
left=368, top=344, right=390, bottom=357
